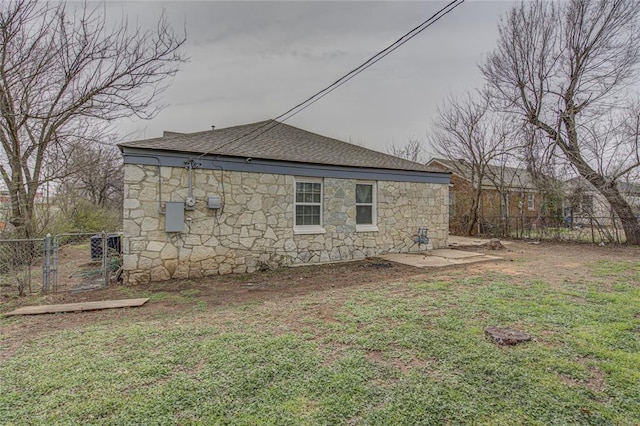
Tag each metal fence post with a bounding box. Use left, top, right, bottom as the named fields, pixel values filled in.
left=102, top=231, right=108, bottom=287
left=42, top=233, right=51, bottom=293
left=52, top=235, right=59, bottom=292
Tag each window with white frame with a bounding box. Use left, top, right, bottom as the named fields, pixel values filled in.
left=356, top=182, right=377, bottom=231
left=294, top=179, right=324, bottom=233
left=527, top=193, right=535, bottom=210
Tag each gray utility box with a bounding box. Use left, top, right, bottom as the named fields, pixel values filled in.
left=207, top=195, right=221, bottom=209
left=165, top=202, right=184, bottom=232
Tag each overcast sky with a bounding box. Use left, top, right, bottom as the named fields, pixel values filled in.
left=113, top=1, right=514, bottom=155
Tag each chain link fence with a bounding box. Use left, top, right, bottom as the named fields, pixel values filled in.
left=0, top=238, right=47, bottom=296
left=0, top=231, right=122, bottom=296
left=451, top=215, right=637, bottom=244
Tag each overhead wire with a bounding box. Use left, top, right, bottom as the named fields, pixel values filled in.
left=196, top=0, right=465, bottom=160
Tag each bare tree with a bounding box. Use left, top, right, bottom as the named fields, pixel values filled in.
left=387, top=138, right=426, bottom=163
left=0, top=0, right=186, bottom=236
left=481, top=0, right=640, bottom=244
left=483, top=153, right=527, bottom=225
left=518, top=126, right=567, bottom=220
left=56, top=139, right=123, bottom=211
left=429, top=93, right=515, bottom=236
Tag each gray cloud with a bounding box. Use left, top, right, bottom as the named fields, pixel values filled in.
left=114, top=1, right=514, bottom=152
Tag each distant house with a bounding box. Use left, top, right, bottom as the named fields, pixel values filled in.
left=426, top=158, right=544, bottom=234
left=118, top=121, right=450, bottom=284
left=563, top=177, right=640, bottom=224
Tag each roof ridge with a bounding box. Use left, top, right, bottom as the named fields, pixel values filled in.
left=119, top=120, right=444, bottom=173
left=273, top=121, right=427, bottom=167
left=210, top=119, right=273, bottom=134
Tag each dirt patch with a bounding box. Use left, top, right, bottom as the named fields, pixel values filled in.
left=558, top=358, right=607, bottom=394
left=367, top=349, right=429, bottom=374
left=3, top=257, right=423, bottom=310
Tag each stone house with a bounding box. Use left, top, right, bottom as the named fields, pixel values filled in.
left=118, top=121, right=450, bottom=284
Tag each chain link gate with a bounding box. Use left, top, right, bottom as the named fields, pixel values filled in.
left=51, top=232, right=122, bottom=293
left=0, top=231, right=122, bottom=296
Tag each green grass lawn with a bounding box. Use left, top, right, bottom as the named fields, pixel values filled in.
left=1, top=260, right=639, bottom=425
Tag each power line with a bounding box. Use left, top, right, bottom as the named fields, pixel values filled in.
left=277, top=0, right=464, bottom=123
left=197, top=0, right=465, bottom=159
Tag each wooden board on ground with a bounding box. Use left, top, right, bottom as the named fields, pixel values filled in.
left=4, top=298, right=150, bottom=316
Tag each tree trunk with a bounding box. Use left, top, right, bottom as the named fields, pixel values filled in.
left=8, top=185, right=36, bottom=238
left=465, top=184, right=482, bottom=236
left=600, top=185, right=640, bottom=245
left=562, top=138, right=640, bottom=245
left=6, top=159, right=37, bottom=238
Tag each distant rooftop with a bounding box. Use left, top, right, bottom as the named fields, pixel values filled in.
left=119, top=120, right=443, bottom=173
left=427, top=158, right=539, bottom=189
left=566, top=176, right=640, bottom=194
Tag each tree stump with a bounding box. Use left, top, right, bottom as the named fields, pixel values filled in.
left=483, top=238, right=506, bottom=250
left=484, top=326, right=531, bottom=345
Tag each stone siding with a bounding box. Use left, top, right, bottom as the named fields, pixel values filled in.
left=123, top=164, right=448, bottom=284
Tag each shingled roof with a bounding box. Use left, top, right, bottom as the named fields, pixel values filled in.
left=428, top=158, right=538, bottom=190
left=119, top=120, right=440, bottom=173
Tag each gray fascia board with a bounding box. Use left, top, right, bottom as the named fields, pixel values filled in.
left=121, top=147, right=451, bottom=185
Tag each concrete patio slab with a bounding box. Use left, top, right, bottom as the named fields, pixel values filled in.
left=379, top=250, right=502, bottom=269
left=378, top=253, right=450, bottom=267
left=429, top=249, right=484, bottom=259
